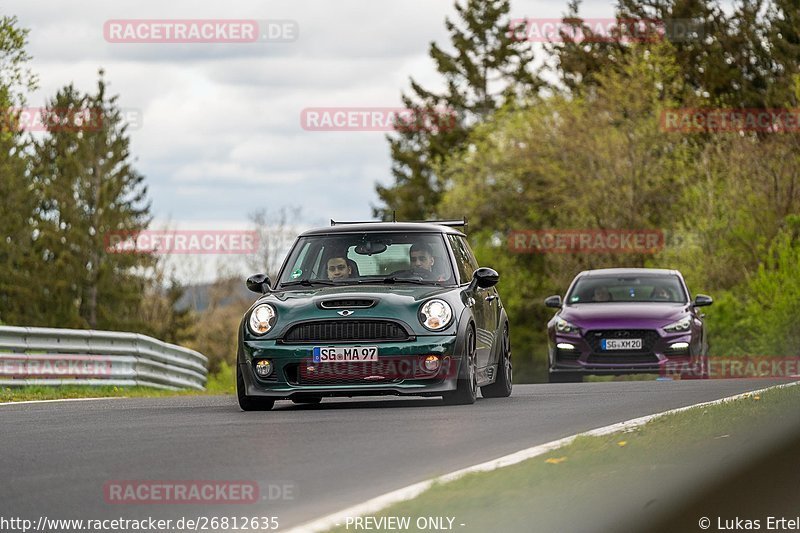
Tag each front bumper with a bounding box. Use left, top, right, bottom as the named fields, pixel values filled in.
left=239, top=335, right=460, bottom=399
left=549, top=330, right=703, bottom=375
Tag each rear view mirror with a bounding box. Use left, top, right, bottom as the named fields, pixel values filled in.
left=544, top=295, right=562, bottom=308
left=693, top=294, right=713, bottom=307
left=473, top=267, right=499, bottom=288
left=246, top=273, right=271, bottom=294
left=354, top=242, right=388, bottom=255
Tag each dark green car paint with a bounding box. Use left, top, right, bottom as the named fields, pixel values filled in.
left=236, top=222, right=511, bottom=407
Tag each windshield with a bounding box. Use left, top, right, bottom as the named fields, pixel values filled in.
left=566, top=275, right=688, bottom=304
left=277, top=232, right=456, bottom=287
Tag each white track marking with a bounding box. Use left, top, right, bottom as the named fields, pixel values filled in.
left=0, top=397, right=116, bottom=407
left=288, top=380, right=800, bottom=533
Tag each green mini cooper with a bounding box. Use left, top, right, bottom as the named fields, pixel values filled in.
left=236, top=220, right=512, bottom=410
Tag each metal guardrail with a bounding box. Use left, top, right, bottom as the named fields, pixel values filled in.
left=0, top=326, right=208, bottom=390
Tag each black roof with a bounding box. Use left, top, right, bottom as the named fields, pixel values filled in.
left=577, top=268, right=681, bottom=277
left=300, top=222, right=466, bottom=237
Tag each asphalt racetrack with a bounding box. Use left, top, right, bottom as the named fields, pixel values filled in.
left=0, top=379, right=793, bottom=531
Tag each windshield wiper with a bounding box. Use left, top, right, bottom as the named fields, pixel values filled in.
left=281, top=279, right=338, bottom=288
left=358, top=276, right=433, bottom=285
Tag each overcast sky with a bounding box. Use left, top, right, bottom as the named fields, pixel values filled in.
left=7, top=0, right=619, bottom=279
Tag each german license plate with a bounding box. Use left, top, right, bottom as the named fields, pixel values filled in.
left=312, top=346, right=378, bottom=362
left=601, top=338, right=642, bottom=350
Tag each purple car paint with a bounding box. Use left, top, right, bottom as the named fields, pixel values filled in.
left=544, top=268, right=713, bottom=382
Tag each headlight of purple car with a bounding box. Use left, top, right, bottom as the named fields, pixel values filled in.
left=663, top=315, right=691, bottom=333
left=555, top=317, right=579, bottom=334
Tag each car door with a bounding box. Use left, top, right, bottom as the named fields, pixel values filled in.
left=448, top=235, right=495, bottom=370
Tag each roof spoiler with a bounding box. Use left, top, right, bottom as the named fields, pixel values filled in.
left=330, top=216, right=468, bottom=229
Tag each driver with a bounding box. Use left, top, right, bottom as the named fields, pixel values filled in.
left=406, top=243, right=447, bottom=281
left=409, top=243, right=435, bottom=273
left=326, top=255, right=352, bottom=280
left=651, top=286, right=671, bottom=300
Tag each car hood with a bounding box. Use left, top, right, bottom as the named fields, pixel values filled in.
left=246, top=284, right=464, bottom=339
left=263, top=284, right=455, bottom=306
left=559, top=302, right=690, bottom=330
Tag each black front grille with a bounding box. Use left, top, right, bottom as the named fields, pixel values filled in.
left=282, top=320, right=411, bottom=343
left=556, top=348, right=580, bottom=361
left=585, top=329, right=660, bottom=353
left=319, top=299, right=376, bottom=309
left=586, top=353, right=659, bottom=365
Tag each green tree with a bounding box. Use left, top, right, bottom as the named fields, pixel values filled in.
left=439, top=43, right=695, bottom=379
left=31, top=71, right=153, bottom=329
left=0, top=16, right=39, bottom=325
left=375, top=0, right=543, bottom=220
left=554, top=0, right=799, bottom=108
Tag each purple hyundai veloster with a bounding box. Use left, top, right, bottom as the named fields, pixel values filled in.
left=545, top=268, right=712, bottom=382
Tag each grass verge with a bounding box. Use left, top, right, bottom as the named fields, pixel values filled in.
left=325, top=382, right=800, bottom=533
left=0, top=361, right=235, bottom=402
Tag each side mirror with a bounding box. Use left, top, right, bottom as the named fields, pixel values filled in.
left=246, top=273, right=272, bottom=294
left=693, top=294, right=713, bottom=307
left=471, top=267, right=500, bottom=289
left=544, top=295, right=562, bottom=308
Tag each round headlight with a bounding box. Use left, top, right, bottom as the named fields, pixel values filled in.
left=248, top=304, right=277, bottom=335
left=420, top=299, right=453, bottom=331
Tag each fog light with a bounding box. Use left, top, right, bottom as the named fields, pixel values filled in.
left=670, top=342, right=690, bottom=350
left=556, top=343, right=575, bottom=350
left=255, top=359, right=273, bottom=378
left=423, top=355, right=441, bottom=372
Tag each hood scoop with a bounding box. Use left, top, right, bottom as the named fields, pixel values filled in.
left=319, top=298, right=377, bottom=309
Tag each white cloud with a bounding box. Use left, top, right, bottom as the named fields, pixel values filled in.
left=10, top=0, right=584, bottom=244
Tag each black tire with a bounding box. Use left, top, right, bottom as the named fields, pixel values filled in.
left=481, top=325, right=512, bottom=398
left=548, top=370, right=583, bottom=383
left=291, top=397, right=322, bottom=405
left=443, top=327, right=478, bottom=405
left=236, top=364, right=275, bottom=411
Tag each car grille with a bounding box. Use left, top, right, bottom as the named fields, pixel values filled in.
left=285, top=358, right=437, bottom=385
left=556, top=348, right=580, bottom=361
left=584, top=329, right=660, bottom=353
left=281, top=320, right=411, bottom=343
left=586, top=354, right=659, bottom=365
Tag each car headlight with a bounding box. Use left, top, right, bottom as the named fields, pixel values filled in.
left=555, top=317, right=579, bottom=334
left=248, top=304, right=277, bottom=335
left=664, top=315, right=692, bottom=333
left=419, top=299, right=453, bottom=331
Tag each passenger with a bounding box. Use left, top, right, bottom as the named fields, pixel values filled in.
left=592, top=286, right=612, bottom=302
left=326, top=255, right=352, bottom=281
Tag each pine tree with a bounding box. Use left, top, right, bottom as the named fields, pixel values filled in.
left=31, top=71, right=153, bottom=329
left=374, top=0, right=543, bottom=220
left=555, top=0, right=799, bottom=108
left=0, top=16, right=39, bottom=325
